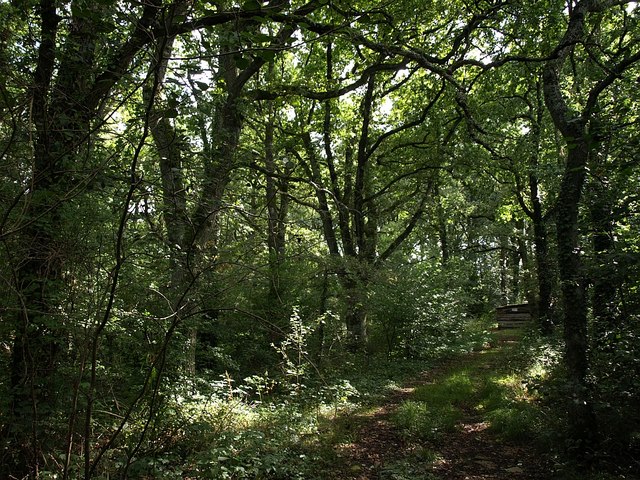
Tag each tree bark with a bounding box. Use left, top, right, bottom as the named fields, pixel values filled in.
left=554, top=141, right=597, bottom=458
left=514, top=78, right=554, bottom=332
left=4, top=1, right=98, bottom=474
left=343, top=275, right=369, bottom=351
left=542, top=0, right=597, bottom=459
left=436, top=185, right=450, bottom=266
left=499, top=236, right=509, bottom=303
left=264, top=77, right=289, bottom=305
left=529, top=170, right=554, bottom=333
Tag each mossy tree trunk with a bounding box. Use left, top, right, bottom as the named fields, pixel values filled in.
left=541, top=0, right=640, bottom=461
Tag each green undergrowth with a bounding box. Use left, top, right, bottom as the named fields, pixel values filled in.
left=130, top=326, right=637, bottom=480
left=88, top=350, right=488, bottom=478
left=81, top=320, right=499, bottom=479
left=391, top=334, right=553, bottom=444
left=387, top=328, right=640, bottom=479
left=387, top=328, right=559, bottom=474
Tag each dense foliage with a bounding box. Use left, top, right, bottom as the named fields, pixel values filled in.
left=0, top=0, right=638, bottom=478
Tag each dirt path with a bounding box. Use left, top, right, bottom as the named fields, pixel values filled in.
left=331, top=335, right=550, bottom=479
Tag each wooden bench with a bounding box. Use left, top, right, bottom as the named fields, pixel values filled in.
left=496, top=303, right=531, bottom=329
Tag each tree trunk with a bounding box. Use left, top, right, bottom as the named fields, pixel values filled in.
left=143, top=6, right=200, bottom=375
left=514, top=219, right=534, bottom=307
left=529, top=171, right=554, bottom=333
left=555, top=141, right=598, bottom=459
left=4, top=2, right=94, bottom=473
left=541, top=1, right=618, bottom=460
left=343, top=276, right=368, bottom=352
left=263, top=83, right=292, bottom=343
left=528, top=79, right=555, bottom=333
left=315, top=268, right=330, bottom=363
left=3, top=2, right=174, bottom=473
left=265, top=83, right=289, bottom=306
left=499, top=236, right=509, bottom=303
left=437, top=202, right=449, bottom=266
left=511, top=233, right=523, bottom=302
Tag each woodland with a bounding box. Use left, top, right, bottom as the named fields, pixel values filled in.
left=0, top=0, right=639, bottom=478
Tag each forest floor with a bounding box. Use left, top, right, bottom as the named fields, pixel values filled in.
left=323, top=330, right=552, bottom=480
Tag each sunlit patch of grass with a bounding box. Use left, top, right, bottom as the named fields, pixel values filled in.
left=393, top=400, right=461, bottom=441
left=469, top=346, right=553, bottom=446
left=314, top=411, right=362, bottom=448
left=413, top=371, right=475, bottom=406
left=475, top=379, right=507, bottom=412
left=493, top=372, right=520, bottom=387
left=527, top=362, right=549, bottom=379
left=390, top=336, right=555, bottom=451
left=391, top=368, right=479, bottom=440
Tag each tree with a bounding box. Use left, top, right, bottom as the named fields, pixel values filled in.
left=541, top=0, right=640, bottom=460
left=459, top=63, right=561, bottom=331
left=1, top=1, right=639, bottom=477
left=0, top=1, right=331, bottom=475
left=2, top=2, right=168, bottom=474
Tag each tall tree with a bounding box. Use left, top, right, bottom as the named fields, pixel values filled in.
left=461, top=64, right=559, bottom=331
left=3, top=2, right=167, bottom=474
left=0, top=1, right=331, bottom=475
left=293, top=66, right=446, bottom=348
left=541, top=0, right=640, bottom=459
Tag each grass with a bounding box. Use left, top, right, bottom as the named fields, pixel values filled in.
left=194, top=327, right=636, bottom=480
left=390, top=328, right=549, bottom=446
left=101, top=326, right=567, bottom=479
left=49, top=319, right=640, bottom=479
left=393, top=400, right=460, bottom=441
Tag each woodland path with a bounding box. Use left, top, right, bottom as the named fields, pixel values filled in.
left=328, top=333, right=550, bottom=480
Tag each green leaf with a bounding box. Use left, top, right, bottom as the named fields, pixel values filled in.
left=241, top=0, right=261, bottom=11
left=70, top=3, right=83, bottom=18
left=256, top=49, right=277, bottom=62
left=252, top=32, right=272, bottom=43
left=234, top=54, right=252, bottom=69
